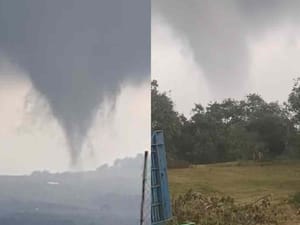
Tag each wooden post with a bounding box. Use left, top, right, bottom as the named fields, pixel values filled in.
left=140, top=151, right=148, bottom=225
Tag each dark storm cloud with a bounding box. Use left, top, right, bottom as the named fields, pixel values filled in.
left=153, top=0, right=300, bottom=98
left=0, top=0, right=150, bottom=165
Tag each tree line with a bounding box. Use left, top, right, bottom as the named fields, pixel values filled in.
left=151, top=79, right=300, bottom=165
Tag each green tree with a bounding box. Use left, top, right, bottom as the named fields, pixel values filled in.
left=288, top=78, right=300, bottom=128
left=151, top=80, right=182, bottom=159
left=151, top=79, right=299, bottom=165
left=287, top=77, right=300, bottom=156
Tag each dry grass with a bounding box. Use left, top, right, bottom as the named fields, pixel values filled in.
left=168, top=161, right=300, bottom=225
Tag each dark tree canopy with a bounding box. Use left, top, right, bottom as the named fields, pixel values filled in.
left=152, top=79, right=300, bottom=165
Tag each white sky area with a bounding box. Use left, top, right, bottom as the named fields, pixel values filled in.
left=152, top=15, right=300, bottom=116
left=0, top=58, right=150, bottom=175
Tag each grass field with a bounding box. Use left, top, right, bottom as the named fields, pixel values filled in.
left=168, top=161, right=300, bottom=224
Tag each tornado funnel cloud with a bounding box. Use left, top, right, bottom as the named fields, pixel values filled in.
left=153, top=0, right=300, bottom=99
left=0, top=0, right=150, bottom=166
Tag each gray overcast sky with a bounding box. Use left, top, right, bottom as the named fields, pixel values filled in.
left=152, top=0, right=300, bottom=116
left=0, top=0, right=150, bottom=174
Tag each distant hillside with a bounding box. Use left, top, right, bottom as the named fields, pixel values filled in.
left=0, top=154, right=145, bottom=225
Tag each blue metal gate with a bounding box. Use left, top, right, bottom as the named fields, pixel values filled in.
left=151, top=130, right=172, bottom=225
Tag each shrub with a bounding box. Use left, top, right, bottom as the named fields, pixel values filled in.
left=168, top=158, right=190, bottom=169
left=169, top=190, right=284, bottom=225
left=290, top=192, right=300, bottom=207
